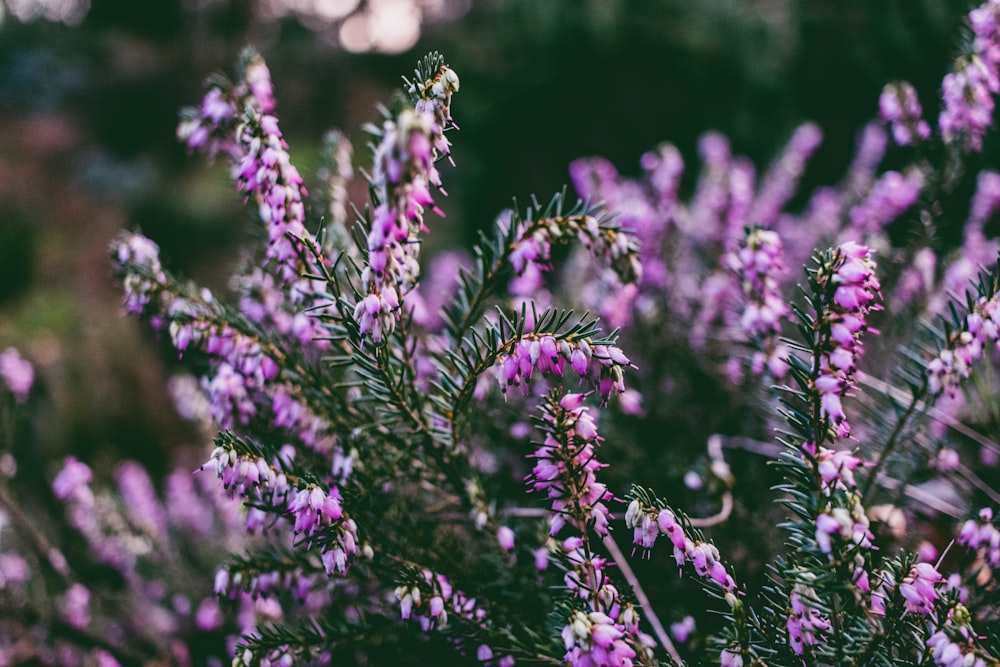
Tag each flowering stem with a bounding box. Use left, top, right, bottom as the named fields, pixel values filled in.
left=600, top=534, right=683, bottom=666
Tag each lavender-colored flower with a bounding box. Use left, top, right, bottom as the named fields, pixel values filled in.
left=561, top=610, right=637, bottom=667
left=395, top=569, right=488, bottom=633
left=928, top=628, right=989, bottom=667
left=729, top=227, right=788, bottom=339
left=879, top=81, right=931, bottom=145
left=957, top=507, right=1000, bottom=566
left=60, top=583, right=91, bottom=630
left=748, top=123, right=823, bottom=227
left=494, top=334, right=631, bottom=404
left=940, top=2, right=1000, bottom=152
left=720, top=648, right=744, bottom=667
left=849, top=169, right=923, bottom=233
left=926, top=288, right=1000, bottom=396
left=787, top=585, right=831, bottom=656
left=496, top=526, right=515, bottom=551
left=813, top=242, right=882, bottom=437
left=115, top=461, right=168, bottom=541
left=357, top=64, right=460, bottom=343
left=52, top=456, right=93, bottom=500
left=527, top=394, right=614, bottom=537
left=899, top=562, right=944, bottom=615
left=0, top=347, right=33, bottom=402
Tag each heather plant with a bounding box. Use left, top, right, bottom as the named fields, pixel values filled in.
left=3, top=3, right=1000, bottom=667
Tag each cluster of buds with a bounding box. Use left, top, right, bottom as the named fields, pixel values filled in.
left=879, top=81, right=931, bottom=146
left=957, top=508, right=1000, bottom=567
left=235, top=645, right=299, bottom=667
left=201, top=446, right=293, bottom=510
left=507, top=214, right=642, bottom=287
left=926, top=290, right=1000, bottom=396
left=528, top=393, right=614, bottom=536
left=928, top=625, right=990, bottom=667
left=558, top=545, right=654, bottom=667
left=813, top=242, right=882, bottom=437
left=496, top=335, right=631, bottom=404
left=814, top=505, right=875, bottom=555
left=561, top=609, right=641, bottom=667
left=625, top=500, right=738, bottom=592
left=177, top=48, right=275, bottom=161
left=112, top=231, right=169, bottom=317
left=235, top=111, right=320, bottom=283
left=237, top=269, right=330, bottom=351
left=802, top=441, right=869, bottom=494
left=899, top=562, right=944, bottom=615
left=395, top=570, right=488, bottom=633
left=939, top=0, right=1000, bottom=152
left=729, top=227, right=788, bottom=338
left=358, top=63, right=460, bottom=343
left=172, top=319, right=280, bottom=427
left=727, top=226, right=790, bottom=377
left=201, top=446, right=360, bottom=576
left=214, top=565, right=318, bottom=604
left=786, top=583, right=832, bottom=656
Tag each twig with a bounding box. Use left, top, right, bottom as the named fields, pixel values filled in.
left=688, top=492, right=733, bottom=528
left=601, top=533, right=683, bottom=666
left=858, top=371, right=1000, bottom=458
left=0, top=480, right=71, bottom=579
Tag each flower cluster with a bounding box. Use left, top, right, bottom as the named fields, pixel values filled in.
left=624, top=500, right=738, bottom=592
left=176, top=49, right=275, bottom=161
left=201, top=443, right=360, bottom=576
left=495, top=335, right=631, bottom=404
left=814, top=505, right=874, bottom=555
left=727, top=226, right=790, bottom=376
left=939, top=0, right=1000, bottom=152
left=899, top=562, right=944, bottom=615
left=813, top=242, right=882, bottom=437
left=528, top=393, right=613, bottom=536
left=729, top=227, right=788, bottom=339
left=848, top=168, right=923, bottom=233
left=561, top=607, right=650, bottom=667
left=235, top=111, right=317, bottom=283
left=394, top=568, right=496, bottom=657
left=786, top=583, right=831, bottom=656
left=926, top=288, right=1000, bottom=396
left=879, top=81, right=931, bottom=146
left=506, top=213, right=642, bottom=293
left=357, top=61, right=460, bottom=342
left=928, top=626, right=990, bottom=667
left=957, top=507, right=1000, bottom=566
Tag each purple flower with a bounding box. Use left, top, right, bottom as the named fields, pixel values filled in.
left=939, top=2, right=1000, bottom=154
left=497, top=526, right=515, bottom=551
left=813, top=242, right=881, bottom=437
left=879, top=81, right=931, bottom=145
left=899, top=562, right=944, bottom=615
left=0, top=347, right=33, bottom=402
left=849, top=169, right=923, bottom=233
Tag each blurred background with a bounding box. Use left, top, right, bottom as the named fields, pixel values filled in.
left=0, top=0, right=975, bottom=499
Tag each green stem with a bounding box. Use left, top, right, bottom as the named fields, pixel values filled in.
left=860, top=383, right=923, bottom=500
